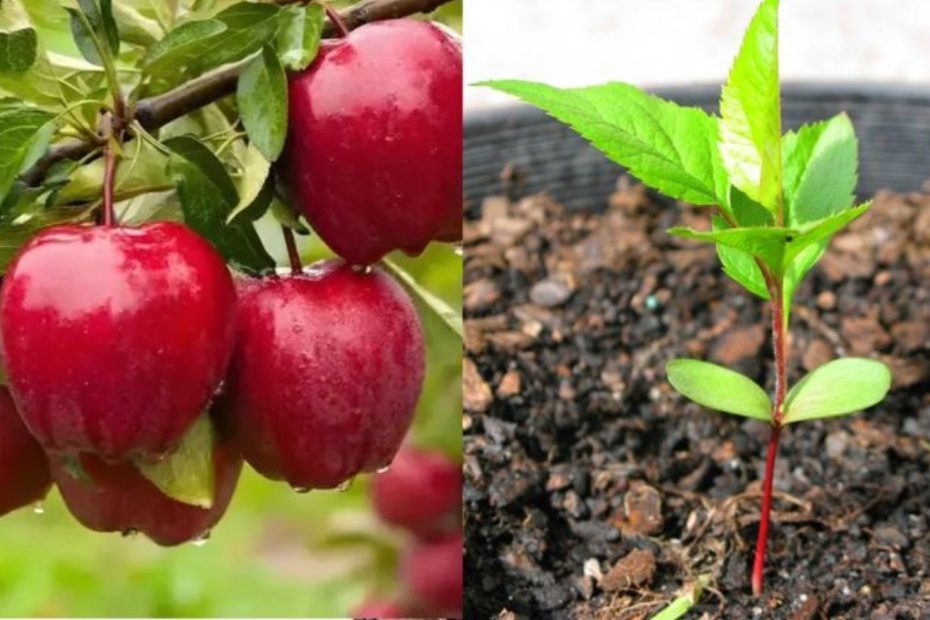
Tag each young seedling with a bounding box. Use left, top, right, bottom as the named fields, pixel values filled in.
left=482, top=0, right=892, bottom=597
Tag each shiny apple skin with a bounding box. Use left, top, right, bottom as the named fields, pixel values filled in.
left=221, top=260, right=425, bottom=490
left=371, top=447, right=462, bottom=539
left=0, top=222, right=237, bottom=460
left=0, top=386, right=51, bottom=517
left=400, top=534, right=463, bottom=617
left=51, top=432, right=242, bottom=546
left=285, top=19, right=463, bottom=266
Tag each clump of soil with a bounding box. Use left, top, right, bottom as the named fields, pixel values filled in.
left=463, top=177, right=930, bottom=619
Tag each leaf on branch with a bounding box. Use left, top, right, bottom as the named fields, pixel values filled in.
left=713, top=217, right=769, bottom=300
left=718, top=0, right=781, bottom=214
left=667, top=224, right=790, bottom=275
left=0, top=0, right=38, bottom=73
left=0, top=105, right=56, bottom=205
left=142, top=2, right=282, bottom=78
left=782, top=358, right=891, bottom=424
left=64, top=0, right=120, bottom=66
left=227, top=141, right=272, bottom=224
left=782, top=201, right=870, bottom=265
left=382, top=256, right=463, bottom=339
left=165, top=135, right=275, bottom=276
left=666, top=358, right=772, bottom=422
left=276, top=3, right=324, bottom=71
left=480, top=79, right=729, bottom=209
left=237, top=44, right=287, bottom=161
left=136, top=413, right=216, bottom=508
left=783, top=113, right=858, bottom=226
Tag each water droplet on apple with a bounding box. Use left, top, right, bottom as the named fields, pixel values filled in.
left=32, top=502, right=44, bottom=515
left=192, top=531, right=211, bottom=547
left=291, top=485, right=311, bottom=494
left=351, top=264, right=373, bottom=275
left=336, top=478, right=354, bottom=492
left=376, top=465, right=390, bottom=474
left=213, top=380, right=226, bottom=397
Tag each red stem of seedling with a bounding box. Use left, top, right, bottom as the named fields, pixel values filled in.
left=318, top=0, right=350, bottom=37
left=102, top=141, right=117, bottom=227
left=752, top=281, right=788, bottom=597
left=281, top=225, right=303, bottom=275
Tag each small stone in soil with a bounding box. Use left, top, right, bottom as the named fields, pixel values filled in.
left=529, top=277, right=573, bottom=308
left=600, top=549, right=656, bottom=592
left=617, top=482, right=663, bottom=536
left=497, top=370, right=522, bottom=398
left=463, top=358, right=493, bottom=413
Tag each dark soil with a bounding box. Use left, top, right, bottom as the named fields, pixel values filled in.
left=463, top=178, right=930, bottom=619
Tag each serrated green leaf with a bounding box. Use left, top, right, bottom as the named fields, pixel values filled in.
left=165, top=135, right=275, bottom=275
left=0, top=105, right=55, bottom=204
left=783, top=201, right=870, bottom=265
left=668, top=225, right=789, bottom=274
left=783, top=113, right=858, bottom=226
left=782, top=358, right=891, bottom=424
left=142, top=2, right=281, bottom=78
left=713, top=216, right=769, bottom=299
left=666, top=359, right=772, bottom=422
left=718, top=0, right=781, bottom=214
left=136, top=414, right=215, bottom=508
left=237, top=45, right=287, bottom=161
left=481, top=80, right=729, bottom=209
left=276, top=3, right=323, bottom=71
left=382, top=256, right=463, bottom=339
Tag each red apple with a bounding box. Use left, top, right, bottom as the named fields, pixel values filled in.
left=51, top=426, right=242, bottom=546
left=371, top=447, right=462, bottom=539
left=0, top=386, right=50, bottom=517
left=220, top=260, right=424, bottom=490
left=400, top=534, right=463, bottom=617
left=285, top=19, right=462, bottom=265
left=0, top=222, right=236, bottom=460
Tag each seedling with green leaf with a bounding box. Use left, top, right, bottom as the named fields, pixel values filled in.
left=482, top=0, right=891, bottom=597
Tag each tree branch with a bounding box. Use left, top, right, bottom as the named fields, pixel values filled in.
left=20, top=0, right=455, bottom=187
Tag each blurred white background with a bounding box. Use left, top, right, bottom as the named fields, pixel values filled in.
left=465, top=0, right=930, bottom=111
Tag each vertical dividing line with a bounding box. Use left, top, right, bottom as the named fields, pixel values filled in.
left=102, top=141, right=117, bottom=227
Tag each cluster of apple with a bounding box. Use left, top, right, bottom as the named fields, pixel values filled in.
left=0, top=16, right=462, bottom=554
left=354, top=447, right=464, bottom=619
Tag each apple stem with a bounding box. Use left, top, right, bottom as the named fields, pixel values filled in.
left=318, top=0, right=351, bottom=37
left=102, top=140, right=117, bottom=227
left=281, top=225, right=303, bottom=275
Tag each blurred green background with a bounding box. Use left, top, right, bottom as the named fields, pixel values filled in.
left=0, top=1, right=463, bottom=616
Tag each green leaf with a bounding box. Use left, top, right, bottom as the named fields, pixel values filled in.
left=65, top=0, right=119, bottom=66
left=55, top=137, right=173, bottom=205
left=227, top=141, right=271, bottom=224
left=481, top=80, right=729, bottom=209
left=141, top=19, right=227, bottom=75
left=713, top=217, right=769, bottom=299
left=666, top=358, right=772, bottom=422
left=783, top=113, right=858, bottom=226
left=0, top=0, right=37, bottom=72
left=275, top=3, right=323, bottom=71
left=783, top=201, right=870, bottom=265
left=0, top=105, right=55, bottom=205
left=718, top=0, right=782, bottom=213
left=382, top=256, right=463, bottom=339
left=165, top=135, right=275, bottom=275
left=136, top=414, right=215, bottom=508
left=270, top=197, right=308, bottom=234
left=668, top=225, right=790, bottom=274
left=111, top=2, right=163, bottom=47
left=142, top=2, right=282, bottom=78
left=782, top=358, right=891, bottom=424
left=237, top=45, right=287, bottom=161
